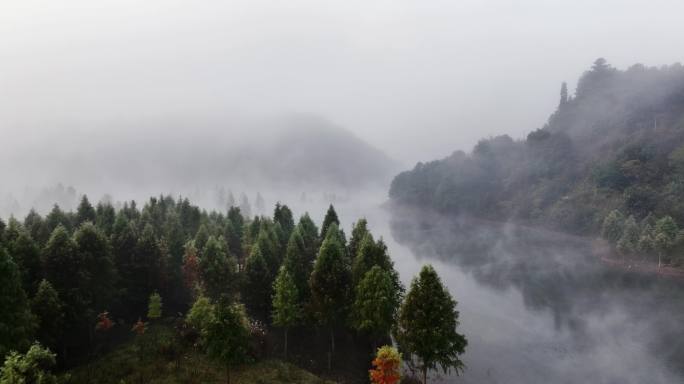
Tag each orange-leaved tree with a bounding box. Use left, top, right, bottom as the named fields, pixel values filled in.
left=370, top=345, right=402, bottom=384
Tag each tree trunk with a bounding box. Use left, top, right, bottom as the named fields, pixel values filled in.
left=226, top=365, right=230, bottom=384
left=284, top=328, right=288, bottom=359
left=423, top=367, right=428, bottom=384
left=330, top=328, right=335, bottom=353
left=658, top=252, right=662, bottom=269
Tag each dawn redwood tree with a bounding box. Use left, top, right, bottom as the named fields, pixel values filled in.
left=271, top=266, right=301, bottom=359
left=0, top=247, right=34, bottom=359
left=281, top=227, right=310, bottom=304
left=655, top=216, right=679, bottom=268
left=273, top=203, right=295, bottom=242
left=95, top=201, right=117, bottom=236
left=75, top=195, right=96, bottom=226
left=204, top=301, right=251, bottom=384
left=194, top=224, right=211, bottom=254
left=351, top=266, right=401, bottom=347
left=7, top=228, right=41, bottom=295
left=601, top=210, right=624, bottom=244
left=243, top=245, right=272, bottom=319
left=320, top=204, right=340, bottom=240
left=73, top=222, right=116, bottom=314
left=395, top=265, right=467, bottom=384
left=348, top=218, right=369, bottom=261
left=309, top=223, right=352, bottom=358
left=23, top=210, right=50, bottom=247
left=199, top=236, right=238, bottom=301
left=297, top=213, right=319, bottom=262
left=182, top=241, right=201, bottom=296
left=31, top=279, right=65, bottom=353
left=45, top=204, right=71, bottom=233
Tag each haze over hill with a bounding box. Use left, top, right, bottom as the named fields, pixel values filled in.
left=0, top=115, right=398, bottom=216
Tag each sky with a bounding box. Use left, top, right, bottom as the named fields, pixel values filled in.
left=1, top=0, right=684, bottom=164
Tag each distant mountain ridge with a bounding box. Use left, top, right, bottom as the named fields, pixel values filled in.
left=390, top=59, right=684, bottom=234
left=0, top=115, right=398, bottom=192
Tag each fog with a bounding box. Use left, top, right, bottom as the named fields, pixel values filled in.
left=2, top=0, right=684, bottom=167
left=3, top=1, right=684, bottom=382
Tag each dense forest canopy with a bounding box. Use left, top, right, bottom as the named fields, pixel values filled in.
left=0, top=194, right=465, bottom=384
left=390, top=59, right=684, bottom=240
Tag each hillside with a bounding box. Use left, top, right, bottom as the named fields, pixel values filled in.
left=0, top=115, right=398, bottom=193
left=390, top=59, right=684, bottom=237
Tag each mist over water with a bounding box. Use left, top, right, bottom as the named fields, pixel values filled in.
left=385, top=205, right=684, bottom=384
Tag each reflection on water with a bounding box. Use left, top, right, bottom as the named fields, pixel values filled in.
left=382, top=204, right=684, bottom=384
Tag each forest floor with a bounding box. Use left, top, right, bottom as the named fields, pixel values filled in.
left=62, top=325, right=336, bottom=384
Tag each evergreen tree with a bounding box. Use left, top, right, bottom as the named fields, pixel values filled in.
left=31, top=280, right=64, bottom=352
left=7, top=229, right=41, bottom=295
left=239, top=193, right=252, bottom=219
left=348, top=218, right=369, bottom=261
left=282, top=228, right=310, bottom=304
left=601, top=210, right=624, bottom=244
left=131, top=224, right=165, bottom=314
left=0, top=247, right=34, bottom=359
left=95, top=201, right=117, bottom=236
left=23, top=210, right=50, bottom=248
left=617, top=215, right=639, bottom=255
left=76, top=195, right=96, bottom=226
left=320, top=204, right=340, bottom=239
left=243, top=245, right=272, bottom=320
left=199, top=236, right=238, bottom=301
left=271, top=266, right=301, bottom=358
left=223, top=220, right=243, bottom=264
left=352, top=266, right=401, bottom=346
left=110, top=213, right=139, bottom=317
left=352, top=235, right=403, bottom=299
left=194, top=224, right=211, bottom=254
left=298, top=214, right=320, bottom=267
left=203, top=301, right=251, bottom=384
left=655, top=216, right=679, bottom=267
left=638, top=224, right=656, bottom=254
left=309, top=223, right=352, bottom=355
left=395, top=265, right=467, bottom=384
left=73, top=222, right=116, bottom=314
left=45, top=205, right=71, bottom=233
left=273, top=203, right=295, bottom=241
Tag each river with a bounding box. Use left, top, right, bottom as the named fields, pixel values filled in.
left=290, top=190, right=684, bottom=384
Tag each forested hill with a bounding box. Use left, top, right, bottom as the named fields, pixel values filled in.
left=390, top=59, right=684, bottom=236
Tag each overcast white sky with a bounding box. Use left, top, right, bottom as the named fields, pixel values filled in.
left=1, top=0, right=683, bottom=164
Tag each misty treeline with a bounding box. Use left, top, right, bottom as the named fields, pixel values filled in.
left=391, top=59, right=684, bottom=238
left=0, top=194, right=465, bottom=383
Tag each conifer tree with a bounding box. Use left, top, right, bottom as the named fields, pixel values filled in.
left=76, top=195, right=96, bottom=226
left=243, top=245, right=272, bottom=319
left=309, top=223, right=351, bottom=356
left=0, top=247, right=34, bottom=359
left=204, top=301, right=251, bottom=384
left=352, top=266, right=401, bottom=347
left=272, top=266, right=301, bottom=358
left=199, top=236, right=237, bottom=301
left=0, top=342, right=58, bottom=383
left=320, top=204, right=340, bottom=240
left=147, top=292, right=163, bottom=321
left=31, top=280, right=64, bottom=353
left=395, top=265, right=467, bottom=384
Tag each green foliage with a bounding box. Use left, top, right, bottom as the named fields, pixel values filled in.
left=351, top=266, right=400, bottom=338
left=75, top=195, right=96, bottom=226
left=281, top=228, right=310, bottom=304
left=199, top=236, right=237, bottom=301
left=73, top=222, right=116, bottom=313
left=601, top=210, right=624, bottom=243
left=147, top=292, right=163, bottom=320
left=616, top=216, right=639, bottom=255
left=0, top=247, right=34, bottom=359
left=7, top=228, right=41, bottom=295
left=272, top=267, right=301, bottom=328
left=348, top=218, right=369, bottom=263
left=243, top=245, right=273, bottom=319
left=273, top=203, right=295, bottom=241
left=203, top=301, right=251, bottom=380
left=655, top=216, right=679, bottom=256
left=320, top=205, right=339, bottom=240
left=186, top=295, right=215, bottom=334
left=31, top=280, right=64, bottom=352
left=309, top=224, right=352, bottom=328
left=395, top=265, right=467, bottom=381
left=0, top=343, right=58, bottom=384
